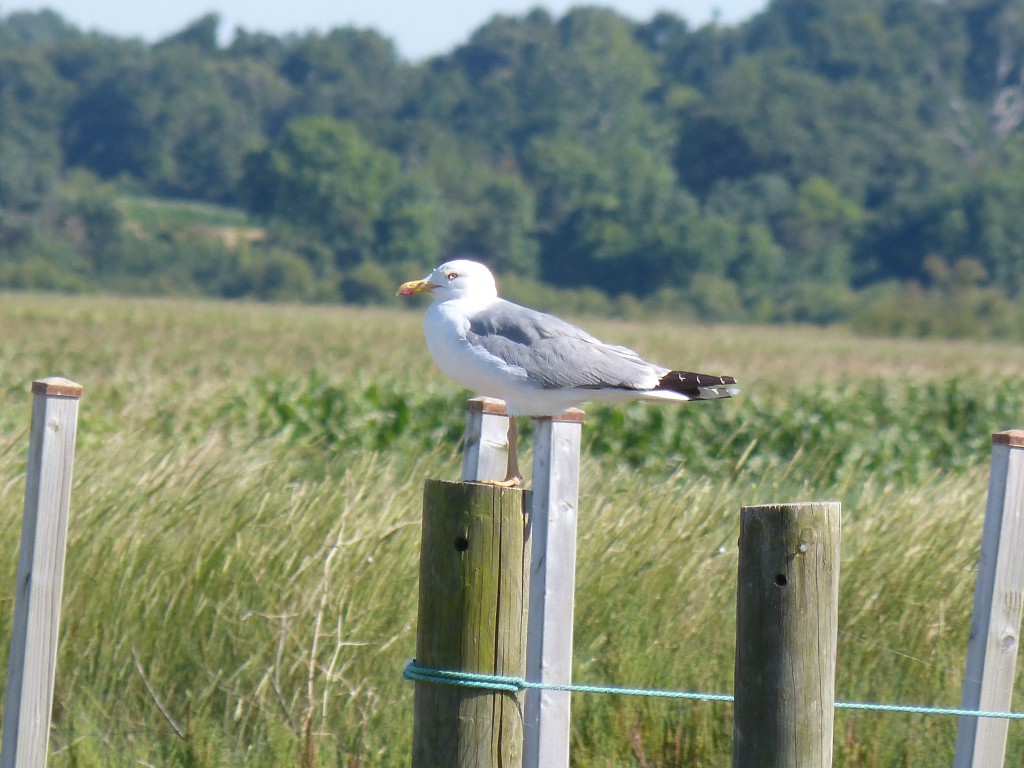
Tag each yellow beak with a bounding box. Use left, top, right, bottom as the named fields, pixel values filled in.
left=397, top=278, right=436, bottom=297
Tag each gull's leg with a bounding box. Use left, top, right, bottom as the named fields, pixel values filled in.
left=505, top=417, right=522, bottom=485
left=483, top=416, right=522, bottom=487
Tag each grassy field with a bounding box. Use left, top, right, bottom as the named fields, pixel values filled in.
left=116, top=195, right=258, bottom=232
left=1, top=292, right=1024, bottom=766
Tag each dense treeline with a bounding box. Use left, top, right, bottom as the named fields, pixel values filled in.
left=2, top=0, right=1024, bottom=336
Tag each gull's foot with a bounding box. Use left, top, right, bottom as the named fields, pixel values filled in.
left=480, top=474, right=523, bottom=488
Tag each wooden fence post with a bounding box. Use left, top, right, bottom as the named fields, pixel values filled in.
left=954, top=429, right=1024, bottom=768
left=412, top=480, right=530, bottom=768
left=733, top=501, right=841, bottom=768
left=524, top=409, right=584, bottom=768
left=461, top=397, right=510, bottom=483
left=2, top=378, right=84, bottom=768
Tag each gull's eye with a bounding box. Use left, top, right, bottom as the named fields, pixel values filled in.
left=446, top=272, right=458, bottom=281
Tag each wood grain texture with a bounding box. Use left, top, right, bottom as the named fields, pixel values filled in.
left=465, top=396, right=509, bottom=417
left=412, top=480, right=529, bottom=768
left=992, top=429, right=1024, bottom=449
left=733, top=502, right=841, bottom=768
left=29, top=378, right=83, bottom=399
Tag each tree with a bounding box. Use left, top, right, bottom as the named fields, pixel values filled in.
left=0, top=49, right=68, bottom=225
left=56, top=38, right=163, bottom=181
left=776, top=176, right=865, bottom=285
left=448, top=171, right=538, bottom=277
left=375, top=172, right=446, bottom=270
left=0, top=9, right=81, bottom=49
left=148, top=45, right=261, bottom=202
left=156, top=13, right=221, bottom=54
left=415, top=6, right=665, bottom=160
left=536, top=139, right=699, bottom=296
left=243, top=116, right=399, bottom=266
left=279, top=28, right=409, bottom=127
left=3, top=0, right=1024, bottom=322
left=859, top=164, right=1024, bottom=296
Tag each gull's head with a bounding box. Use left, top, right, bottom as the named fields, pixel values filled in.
left=397, top=260, right=498, bottom=302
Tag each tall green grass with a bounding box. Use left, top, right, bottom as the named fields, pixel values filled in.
left=0, top=292, right=1023, bottom=766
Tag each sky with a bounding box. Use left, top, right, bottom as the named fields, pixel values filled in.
left=0, top=0, right=770, bottom=61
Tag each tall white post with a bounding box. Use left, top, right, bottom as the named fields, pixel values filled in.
left=524, top=409, right=584, bottom=768
left=954, top=429, right=1024, bottom=768
left=2, top=378, right=84, bottom=768
left=462, top=397, right=511, bottom=483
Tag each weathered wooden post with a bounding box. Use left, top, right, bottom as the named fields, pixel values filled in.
left=733, top=501, right=841, bottom=768
left=416, top=399, right=583, bottom=767
left=411, top=479, right=530, bottom=768
left=954, top=429, right=1024, bottom=768
left=2, top=378, right=84, bottom=768
left=524, top=409, right=584, bottom=768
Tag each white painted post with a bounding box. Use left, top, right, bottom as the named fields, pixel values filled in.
left=954, top=429, right=1024, bottom=768
left=462, top=397, right=511, bottom=483
left=524, top=408, right=584, bottom=768
left=2, top=378, right=84, bottom=768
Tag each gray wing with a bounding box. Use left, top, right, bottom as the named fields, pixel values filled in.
left=465, top=300, right=662, bottom=390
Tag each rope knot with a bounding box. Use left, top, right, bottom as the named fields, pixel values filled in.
left=403, top=661, right=525, bottom=693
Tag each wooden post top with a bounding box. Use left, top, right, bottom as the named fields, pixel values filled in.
left=466, top=397, right=508, bottom=416
left=993, top=430, right=1024, bottom=448
left=465, top=397, right=585, bottom=424
left=535, top=408, right=585, bottom=424
left=31, top=378, right=83, bottom=399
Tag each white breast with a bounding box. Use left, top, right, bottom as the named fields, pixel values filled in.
left=423, top=299, right=540, bottom=404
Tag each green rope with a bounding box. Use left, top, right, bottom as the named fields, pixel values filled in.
left=403, top=662, right=732, bottom=702
left=403, top=661, right=1024, bottom=720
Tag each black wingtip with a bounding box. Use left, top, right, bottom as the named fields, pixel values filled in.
left=658, top=370, right=738, bottom=399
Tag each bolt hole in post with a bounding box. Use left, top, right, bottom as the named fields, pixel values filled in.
left=454, top=536, right=469, bottom=552
left=774, top=573, right=788, bottom=587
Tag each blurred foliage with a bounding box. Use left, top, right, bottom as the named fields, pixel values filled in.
left=232, top=371, right=1024, bottom=489
left=3, top=0, right=1024, bottom=336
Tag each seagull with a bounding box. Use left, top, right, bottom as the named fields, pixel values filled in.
left=398, top=259, right=738, bottom=486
